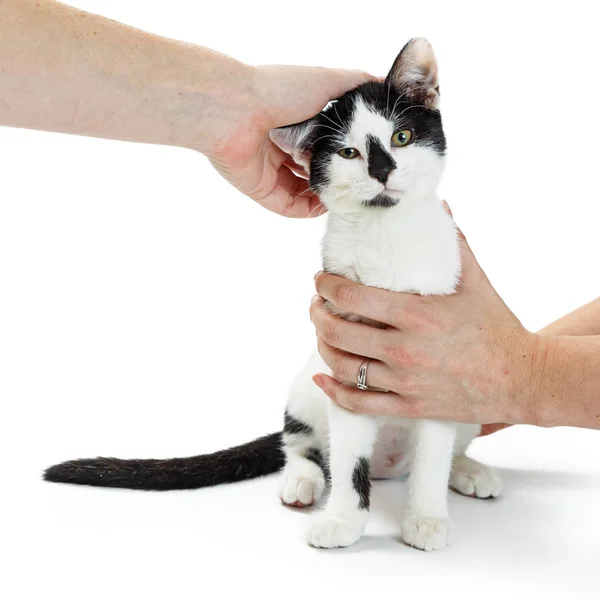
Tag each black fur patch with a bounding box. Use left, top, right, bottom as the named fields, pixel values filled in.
left=306, top=447, right=330, bottom=481
left=43, top=432, right=284, bottom=491
left=283, top=411, right=313, bottom=436
left=363, top=193, right=399, bottom=208
left=366, top=134, right=396, bottom=183
left=352, top=457, right=371, bottom=510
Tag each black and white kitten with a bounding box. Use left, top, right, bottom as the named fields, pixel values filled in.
left=45, top=39, right=501, bottom=551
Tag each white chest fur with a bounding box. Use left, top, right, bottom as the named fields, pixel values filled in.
left=322, top=196, right=460, bottom=296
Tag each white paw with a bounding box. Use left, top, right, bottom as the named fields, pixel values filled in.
left=307, top=512, right=367, bottom=548
left=280, top=462, right=326, bottom=508
left=401, top=513, right=454, bottom=551
left=450, top=456, right=502, bottom=499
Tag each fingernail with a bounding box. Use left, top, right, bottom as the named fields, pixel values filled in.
left=312, top=374, right=324, bottom=388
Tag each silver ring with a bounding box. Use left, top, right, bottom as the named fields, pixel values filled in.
left=357, top=359, right=370, bottom=390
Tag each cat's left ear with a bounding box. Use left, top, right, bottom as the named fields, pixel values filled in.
left=386, top=38, right=440, bottom=109
left=269, top=119, right=317, bottom=172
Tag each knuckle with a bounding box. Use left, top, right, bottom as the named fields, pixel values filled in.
left=321, top=317, right=340, bottom=346
left=331, top=359, right=353, bottom=383
left=396, top=373, right=419, bottom=394
left=384, top=343, right=415, bottom=365
left=396, top=296, right=440, bottom=332
left=333, top=284, right=360, bottom=310
left=401, top=300, right=427, bottom=330
left=397, top=397, right=422, bottom=419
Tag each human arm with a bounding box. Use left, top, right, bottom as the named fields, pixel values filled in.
left=309, top=229, right=600, bottom=430
left=479, top=297, right=600, bottom=435
left=538, top=298, right=600, bottom=337
left=0, top=0, right=373, bottom=216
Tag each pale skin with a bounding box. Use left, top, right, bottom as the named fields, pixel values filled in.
left=310, top=215, right=600, bottom=432
left=0, top=0, right=374, bottom=217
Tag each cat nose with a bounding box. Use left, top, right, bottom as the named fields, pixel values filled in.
left=367, top=142, right=396, bottom=184
left=369, top=161, right=395, bottom=184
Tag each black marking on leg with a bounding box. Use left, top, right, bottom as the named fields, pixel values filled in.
left=306, top=447, right=330, bottom=481
left=284, top=411, right=313, bottom=436
left=352, top=457, right=371, bottom=510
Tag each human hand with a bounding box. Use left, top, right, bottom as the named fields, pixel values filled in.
left=205, top=65, right=375, bottom=218
left=309, top=215, right=545, bottom=425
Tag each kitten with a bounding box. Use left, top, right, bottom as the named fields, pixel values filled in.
left=44, top=38, right=501, bottom=551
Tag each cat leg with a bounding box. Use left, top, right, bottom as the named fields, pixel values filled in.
left=307, top=403, right=378, bottom=548
left=280, top=410, right=327, bottom=508
left=402, top=420, right=457, bottom=551
left=450, top=424, right=502, bottom=499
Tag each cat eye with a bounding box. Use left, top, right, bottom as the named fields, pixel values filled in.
left=391, top=129, right=413, bottom=147
left=338, top=147, right=360, bottom=159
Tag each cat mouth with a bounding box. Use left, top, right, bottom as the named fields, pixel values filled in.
left=363, top=193, right=400, bottom=208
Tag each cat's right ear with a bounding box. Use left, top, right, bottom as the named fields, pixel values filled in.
left=386, top=38, right=440, bottom=109
left=269, top=119, right=317, bottom=172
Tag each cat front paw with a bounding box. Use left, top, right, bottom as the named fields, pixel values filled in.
left=450, top=455, right=502, bottom=499
left=307, top=512, right=367, bottom=548
left=280, top=461, right=326, bottom=508
left=401, top=513, right=454, bottom=551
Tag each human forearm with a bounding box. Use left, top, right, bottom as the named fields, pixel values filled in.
left=538, top=298, right=600, bottom=337
left=0, top=0, right=252, bottom=152
left=528, top=334, right=600, bottom=429
left=1, top=0, right=374, bottom=216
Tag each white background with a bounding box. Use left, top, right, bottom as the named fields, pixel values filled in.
left=1, top=1, right=599, bottom=598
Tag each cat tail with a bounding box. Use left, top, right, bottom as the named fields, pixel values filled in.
left=43, top=432, right=284, bottom=491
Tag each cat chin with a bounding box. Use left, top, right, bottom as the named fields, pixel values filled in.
left=362, top=193, right=400, bottom=208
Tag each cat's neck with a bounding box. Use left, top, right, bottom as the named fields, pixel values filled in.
left=321, top=192, right=459, bottom=294
left=324, top=192, right=442, bottom=246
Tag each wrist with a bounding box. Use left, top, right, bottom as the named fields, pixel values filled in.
left=517, top=332, right=555, bottom=427
left=167, top=46, right=258, bottom=157
left=500, top=329, right=550, bottom=426
left=175, top=50, right=260, bottom=157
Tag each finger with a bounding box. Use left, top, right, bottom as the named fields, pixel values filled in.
left=314, top=68, right=379, bottom=104
left=438, top=200, right=490, bottom=294
left=455, top=229, right=493, bottom=293
left=441, top=199, right=453, bottom=217
left=316, top=334, right=395, bottom=391
left=310, top=297, right=390, bottom=360
left=259, top=165, right=325, bottom=218
left=313, top=374, right=417, bottom=417
left=259, top=66, right=378, bottom=127
left=314, top=272, right=422, bottom=329
left=282, top=157, right=309, bottom=179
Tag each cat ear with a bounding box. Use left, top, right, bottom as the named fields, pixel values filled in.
left=386, top=38, right=440, bottom=109
left=269, top=119, right=317, bottom=172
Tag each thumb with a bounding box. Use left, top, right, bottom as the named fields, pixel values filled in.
left=313, top=67, right=380, bottom=102
left=443, top=200, right=490, bottom=293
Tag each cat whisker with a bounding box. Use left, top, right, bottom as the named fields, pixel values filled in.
left=305, top=133, right=337, bottom=150
left=333, top=102, right=343, bottom=128
left=319, top=110, right=343, bottom=130
left=286, top=183, right=318, bottom=214
left=314, top=123, right=344, bottom=136
left=389, top=84, right=434, bottom=119
left=395, top=103, right=429, bottom=119
left=307, top=199, right=327, bottom=219
left=385, top=77, right=392, bottom=115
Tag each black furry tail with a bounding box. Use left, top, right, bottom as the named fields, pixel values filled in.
left=43, top=432, right=284, bottom=491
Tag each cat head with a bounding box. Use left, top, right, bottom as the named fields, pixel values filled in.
left=271, top=38, right=446, bottom=213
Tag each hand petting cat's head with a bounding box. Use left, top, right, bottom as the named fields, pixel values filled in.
left=271, top=38, right=446, bottom=213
